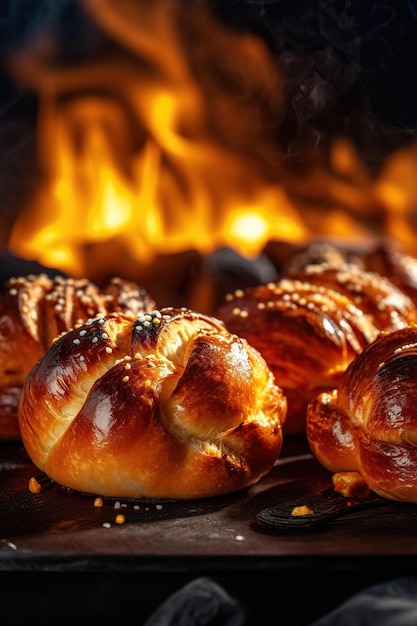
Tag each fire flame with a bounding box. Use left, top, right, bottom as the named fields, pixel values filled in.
left=5, top=0, right=417, bottom=283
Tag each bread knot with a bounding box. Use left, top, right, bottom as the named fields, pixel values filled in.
left=18, top=308, right=287, bottom=499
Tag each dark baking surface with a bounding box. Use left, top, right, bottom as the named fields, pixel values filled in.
left=2, top=435, right=417, bottom=624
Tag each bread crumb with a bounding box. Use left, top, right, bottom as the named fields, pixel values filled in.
left=291, top=504, right=314, bottom=516
left=332, top=471, right=371, bottom=500
left=28, top=477, right=41, bottom=494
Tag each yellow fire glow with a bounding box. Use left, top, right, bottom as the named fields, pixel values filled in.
left=6, top=0, right=417, bottom=282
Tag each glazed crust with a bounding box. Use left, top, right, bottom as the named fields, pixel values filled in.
left=286, top=263, right=417, bottom=332
left=18, top=308, right=286, bottom=499
left=0, top=274, right=155, bottom=439
left=217, top=264, right=417, bottom=434
left=217, top=277, right=380, bottom=433
left=307, top=326, right=417, bottom=503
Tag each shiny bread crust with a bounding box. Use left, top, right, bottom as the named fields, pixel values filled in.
left=217, top=264, right=417, bottom=434
left=0, top=274, right=155, bottom=439
left=307, top=326, right=417, bottom=503
left=18, top=308, right=286, bottom=499
left=217, top=277, right=379, bottom=434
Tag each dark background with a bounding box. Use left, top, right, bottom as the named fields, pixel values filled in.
left=211, top=0, right=417, bottom=163
left=1, top=0, right=417, bottom=190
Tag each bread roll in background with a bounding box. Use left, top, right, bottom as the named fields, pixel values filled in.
left=307, top=326, right=417, bottom=503
left=0, top=274, right=156, bottom=439
left=18, top=308, right=286, bottom=499
left=216, top=261, right=417, bottom=434
left=285, top=260, right=417, bottom=333
left=277, top=238, right=417, bottom=308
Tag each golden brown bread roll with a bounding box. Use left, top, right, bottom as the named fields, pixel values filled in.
left=216, top=265, right=417, bottom=434
left=0, top=274, right=156, bottom=439
left=306, top=326, right=417, bottom=503
left=282, top=238, right=417, bottom=308
left=286, top=262, right=417, bottom=333
left=18, top=307, right=286, bottom=499
left=362, top=238, right=417, bottom=307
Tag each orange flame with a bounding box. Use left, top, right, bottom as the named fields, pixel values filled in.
left=6, top=0, right=417, bottom=283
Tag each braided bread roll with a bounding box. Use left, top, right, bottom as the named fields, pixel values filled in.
left=0, top=274, right=155, bottom=439
left=18, top=308, right=286, bottom=499
left=217, top=266, right=417, bottom=434
left=307, top=326, right=417, bottom=503
left=286, top=262, right=417, bottom=333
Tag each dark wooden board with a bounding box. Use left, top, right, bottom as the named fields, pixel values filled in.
left=1, top=436, right=417, bottom=624
left=1, top=436, right=417, bottom=564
